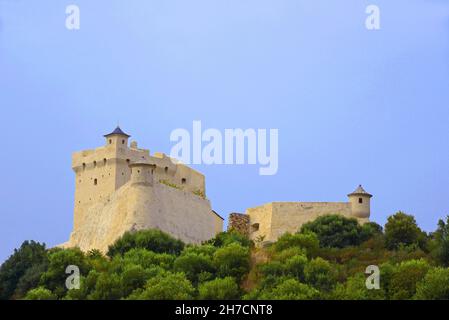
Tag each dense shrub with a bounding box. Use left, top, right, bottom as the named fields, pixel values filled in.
left=130, top=272, right=195, bottom=300
left=388, top=259, right=430, bottom=300
left=25, top=287, right=57, bottom=300
left=0, top=241, right=48, bottom=300
left=213, top=243, right=250, bottom=282
left=251, top=278, right=319, bottom=300
left=206, top=231, right=252, bottom=248
left=415, top=267, right=449, bottom=300
left=198, top=277, right=240, bottom=300
left=1, top=219, right=448, bottom=301
left=273, top=232, right=319, bottom=257
left=384, top=212, right=427, bottom=250
left=303, top=257, right=337, bottom=292
left=39, top=248, right=91, bottom=298
left=431, top=216, right=449, bottom=267
left=174, top=252, right=215, bottom=284
left=331, top=274, right=385, bottom=300
left=107, top=229, right=184, bottom=257
left=300, top=215, right=363, bottom=248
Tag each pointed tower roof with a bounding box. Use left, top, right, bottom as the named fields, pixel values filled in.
left=348, top=185, right=372, bottom=198
left=104, top=126, right=131, bottom=138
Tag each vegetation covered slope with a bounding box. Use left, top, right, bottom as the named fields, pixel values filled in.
left=1, top=212, right=449, bottom=300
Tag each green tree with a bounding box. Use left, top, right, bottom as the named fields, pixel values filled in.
left=89, top=272, right=123, bottom=300
left=415, top=267, right=449, bottom=300
left=0, top=240, right=48, bottom=300
left=388, top=259, right=430, bottom=300
left=331, top=274, right=385, bottom=300
left=198, top=277, right=240, bottom=300
left=213, top=243, right=250, bottom=282
left=132, top=272, right=194, bottom=300
left=384, top=212, right=427, bottom=250
left=121, top=264, right=151, bottom=297
left=255, top=278, right=319, bottom=300
left=274, top=232, right=319, bottom=257
left=107, top=229, right=184, bottom=257
left=64, top=270, right=100, bottom=300
left=360, top=222, right=383, bottom=242
left=284, top=254, right=308, bottom=281
left=300, top=215, right=363, bottom=248
left=25, top=287, right=57, bottom=300
left=174, top=252, right=215, bottom=285
left=206, top=231, right=252, bottom=248
left=122, top=248, right=175, bottom=270
left=39, top=248, right=90, bottom=298
left=182, top=245, right=217, bottom=258
left=431, top=216, right=449, bottom=266
left=304, top=257, right=337, bottom=292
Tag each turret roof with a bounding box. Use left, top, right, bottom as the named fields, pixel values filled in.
left=348, top=185, right=372, bottom=198
left=104, top=126, right=131, bottom=138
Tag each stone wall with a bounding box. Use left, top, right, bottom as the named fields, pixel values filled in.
left=245, top=201, right=368, bottom=242
left=62, top=179, right=222, bottom=253
left=227, top=213, right=250, bottom=237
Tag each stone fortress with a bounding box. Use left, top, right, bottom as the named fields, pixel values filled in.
left=61, top=127, right=224, bottom=252
left=228, top=185, right=372, bottom=243
left=62, top=126, right=372, bottom=252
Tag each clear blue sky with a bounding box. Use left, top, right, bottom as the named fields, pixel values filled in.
left=1, top=0, right=448, bottom=263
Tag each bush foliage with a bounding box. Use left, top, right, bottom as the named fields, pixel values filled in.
left=2, top=211, right=449, bottom=300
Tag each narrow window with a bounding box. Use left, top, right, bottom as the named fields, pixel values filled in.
left=182, top=178, right=186, bottom=184
left=94, top=178, right=98, bottom=186
left=122, top=139, right=125, bottom=144
left=93, top=161, right=97, bottom=168
left=82, top=163, right=86, bottom=171
left=126, top=159, right=130, bottom=165
left=164, top=167, right=168, bottom=173
left=109, top=139, right=112, bottom=144
left=359, top=198, right=363, bottom=204
left=103, top=158, right=107, bottom=165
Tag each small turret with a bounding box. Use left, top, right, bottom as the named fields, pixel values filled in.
left=129, top=161, right=155, bottom=186
left=348, top=185, right=372, bottom=219
left=104, top=126, right=130, bottom=147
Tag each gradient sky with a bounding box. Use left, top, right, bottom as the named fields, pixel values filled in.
left=1, top=0, right=448, bottom=263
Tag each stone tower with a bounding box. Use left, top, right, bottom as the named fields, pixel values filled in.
left=73, top=126, right=133, bottom=230
left=65, top=126, right=224, bottom=252
left=347, top=185, right=372, bottom=220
